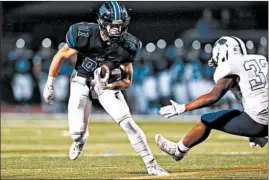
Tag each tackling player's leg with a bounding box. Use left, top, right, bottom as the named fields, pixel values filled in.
left=98, top=89, right=168, bottom=176
left=156, top=109, right=268, bottom=161
left=68, top=75, right=92, bottom=160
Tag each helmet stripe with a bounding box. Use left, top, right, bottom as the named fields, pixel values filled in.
left=111, top=1, right=121, bottom=20
left=231, top=36, right=246, bottom=55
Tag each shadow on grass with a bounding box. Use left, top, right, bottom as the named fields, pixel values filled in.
left=128, top=171, right=148, bottom=175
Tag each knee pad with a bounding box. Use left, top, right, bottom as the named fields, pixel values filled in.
left=119, top=118, right=138, bottom=135
left=201, top=112, right=216, bottom=125
left=201, top=110, right=241, bottom=129
left=119, top=118, right=148, bottom=146
left=201, top=111, right=224, bottom=127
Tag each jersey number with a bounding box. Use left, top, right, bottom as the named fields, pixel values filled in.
left=243, top=59, right=267, bottom=91
left=81, top=57, right=97, bottom=72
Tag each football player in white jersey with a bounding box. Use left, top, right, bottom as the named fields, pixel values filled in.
left=156, top=36, right=268, bottom=161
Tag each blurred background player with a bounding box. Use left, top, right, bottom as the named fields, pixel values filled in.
left=8, top=37, right=37, bottom=109
left=157, top=36, right=268, bottom=161
left=42, top=1, right=168, bottom=176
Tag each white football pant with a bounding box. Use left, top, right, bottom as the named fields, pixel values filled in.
left=68, top=75, right=132, bottom=137
left=67, top=75, right=155, bottom=165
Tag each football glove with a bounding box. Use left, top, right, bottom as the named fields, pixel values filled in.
left=43, top=76, right=55, bottom=104
left=93, top=67, right=110, bottom=96
left=159, top=100, right=186, bottom=118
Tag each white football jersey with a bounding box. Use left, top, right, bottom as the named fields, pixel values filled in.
left=214, top=54, right=268, bottom=125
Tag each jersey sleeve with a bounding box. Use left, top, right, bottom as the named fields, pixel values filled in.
left=130, top=40, right=142, bottom=62
left=65, top=23, right=89, bottom=50
left=213, top=61, right=236, bottom=83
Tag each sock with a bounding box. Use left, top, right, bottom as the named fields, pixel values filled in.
left=175, top=139, right=190, bottom=155
left=120, top=119, right=156, bottom=167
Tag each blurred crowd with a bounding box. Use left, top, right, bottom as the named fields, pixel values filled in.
left=1, top=8, right=268, bottom=114
left=2, top=35, right=267, bottom=114
left=129, top=36, right=268, bottom=115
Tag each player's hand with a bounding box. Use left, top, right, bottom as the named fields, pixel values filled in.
left=159, top=100, right=186, bottom=118
left=208, top=58, right=217, bottom=68
left=93, top=67, right=110, bottom=95
left=43, top=84, right=54, bottom=104
left=43, top=76, right=55, bottom=104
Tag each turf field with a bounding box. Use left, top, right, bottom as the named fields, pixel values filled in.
left=1, top=119, right=268, bottom=179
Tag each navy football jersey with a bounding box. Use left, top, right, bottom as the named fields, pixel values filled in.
left=66, top=22, right=141, bottom=77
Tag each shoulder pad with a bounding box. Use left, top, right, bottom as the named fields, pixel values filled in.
left=66, top=22, right=98, bottom=50
left=122, top=33, right=141, bottom=51
left=122, top=33, right=142, bottom=61
left=213, top=61, right=236, bottom=83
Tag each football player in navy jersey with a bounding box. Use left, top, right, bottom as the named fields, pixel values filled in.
left=43, top=1, right=168, bottom=175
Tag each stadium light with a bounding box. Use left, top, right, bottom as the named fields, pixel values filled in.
left=157, top=39, right=167, bottom=49
left=204, top=44, right=212, bottom=53
left=192, top=40, right=201, bottom=50
left=146, top=43, right=156, bottom=52
left=246, top=40, right=254, bottom=49
left=174, top=38, right=183, bottom=48
left=42, top=38, right=52, bottom=48
left=16, top=38, right=25, bottom=48
left=260, top=37, right=267, bottom=46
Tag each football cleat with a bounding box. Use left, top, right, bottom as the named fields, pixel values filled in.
left=69, top=132, right=89, bottom=160
left=147, top=163, right=169, bottom=176
left=155, top=134, right=187, bottom=161
left=249, top=137, right=268, bottom=148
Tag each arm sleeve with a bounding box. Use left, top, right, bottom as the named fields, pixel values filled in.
left=65, top=23, right=89, bottom=50
left=66, top=25, right=77, bottom=49
left=133, top=41, right=142, bottom=61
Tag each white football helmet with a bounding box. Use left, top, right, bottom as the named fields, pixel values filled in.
left=208, top=36, right=247, bottom=68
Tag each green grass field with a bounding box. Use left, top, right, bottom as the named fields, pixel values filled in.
left=1, top=119, right=268, bottom=179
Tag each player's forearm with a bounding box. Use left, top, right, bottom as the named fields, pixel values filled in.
left=185, top=93, right=219, bottom=111
left=186, top=77, right=236, bottom=111
left=48, top=44, right=78, bottom=78
left=107, top=63, right=133, bottom=90
left=48, top=53, right=65, bottom=77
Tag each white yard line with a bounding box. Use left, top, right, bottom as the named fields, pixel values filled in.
left=1, top=151, right=265, bottom=158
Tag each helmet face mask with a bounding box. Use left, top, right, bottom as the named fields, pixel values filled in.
left=97, top=2, right=130, bottom=42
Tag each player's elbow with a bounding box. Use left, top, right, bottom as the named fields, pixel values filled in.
left=125, top=79, right=132, bottom=88
left=57, top=44, right=77, bottom=60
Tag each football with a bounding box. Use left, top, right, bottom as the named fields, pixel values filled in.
left=100, top=61, right=118, bottom=78
left=100, top=61, right=123, bottom=83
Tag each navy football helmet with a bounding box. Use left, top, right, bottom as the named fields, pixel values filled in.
left=97, top=1, right=130, bottom=42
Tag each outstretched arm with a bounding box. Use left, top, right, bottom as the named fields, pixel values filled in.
left=159, top=75, right=238, bottom=118
left=185, top=75, right=238, bottom=111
